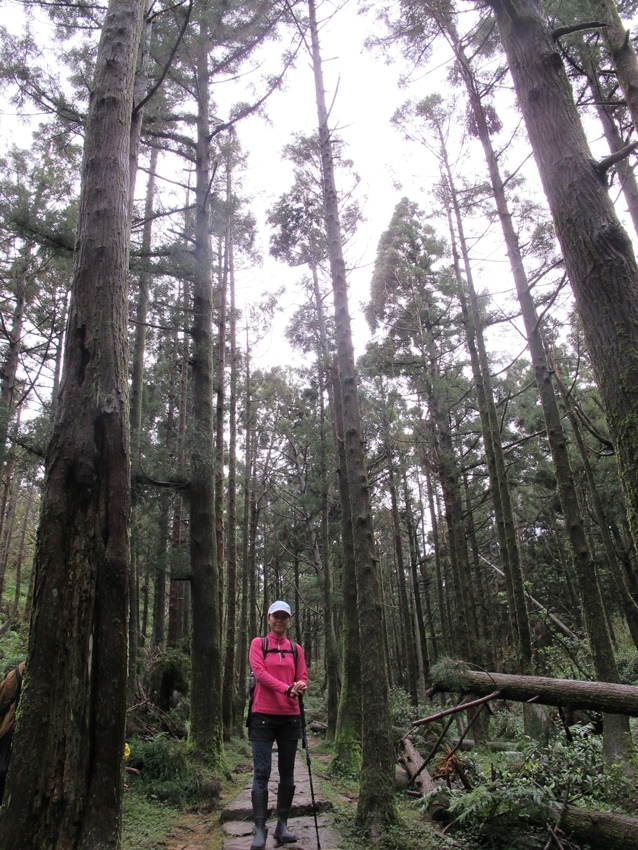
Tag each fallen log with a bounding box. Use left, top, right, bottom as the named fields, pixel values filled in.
left=448, top=738, right=520, bottom=752
left=557, top=803, right=638, bottom=850
left=427, top=662, right=638, bottom=716
left=397, top=738, right=452, bottom=823
left=397, top=737, right=438, bottom=797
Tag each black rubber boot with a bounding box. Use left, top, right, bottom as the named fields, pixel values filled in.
left=273, top=783, right=297, bottom=844
left=251, top=788, right=269, bottom=850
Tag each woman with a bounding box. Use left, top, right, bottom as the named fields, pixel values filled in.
left=248, top=600, right=308, bottom=849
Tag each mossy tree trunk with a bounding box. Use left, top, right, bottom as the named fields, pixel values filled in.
left=189, top=11, right=223, bottom=766
left=0, top=0, right=146, bottom=845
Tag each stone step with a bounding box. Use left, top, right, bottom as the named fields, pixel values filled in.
left=221, top=785, right=333, bottom=822
left=221, top=748, right=341, bottom=850
left=222, top=813, right=341, bottom=850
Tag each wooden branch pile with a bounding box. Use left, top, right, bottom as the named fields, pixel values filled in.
left=126, top=699, right=187, bottom=739
left=394, top=665, right=638, bottom=849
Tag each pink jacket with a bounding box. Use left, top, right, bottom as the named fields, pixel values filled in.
left=249, top=634, right=307, bottom=716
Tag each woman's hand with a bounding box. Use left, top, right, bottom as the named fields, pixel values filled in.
left=289, top=681, right=307, bottom=697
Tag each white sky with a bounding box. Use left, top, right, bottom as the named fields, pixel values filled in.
left=233, top=0, right=449, bottom=366
left=231, top=0, right=554, bottom=371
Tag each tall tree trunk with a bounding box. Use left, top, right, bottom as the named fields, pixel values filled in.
left=403, top=470, right=430, bottom=692
left=0, top=467, right=19, bottom=602
left=167, top=279, right=190, bottom=645
left=232, top=329, right=251, bottom=736
left=383, top=432, right=418, bottom=704
left=331, top=360, right=362, bottom=773
left=12, top=480, right=35, bottom=614
left=308, top=0, right=396, bottom=830
left=0, top=0, right=145, bottom=845
left=575, top=32, right=638, bottom=237
left=417, top=336, right=478, bottom=661
left=214, top=204, right=229, bottom=643
left=586, top=0, right=638, bottom=135
left=443, top=175, right=531, bottom=671
left=316, top=383, right=341, bottom=742
left=223, top=167, right=239, bottom=739
left=487, top=0, right=637, bottom=763
left=309, top=253, right=342, bottom=743
left=152, top=491, right=170, bottom=648
left=0, top=260, right=28, bottom=472
left=189, top=13, right=223, bottom=764
left=551, top=357, right=638, bottom=649
left=128, top=143, right=158, bottom=702
left=488, top=0, right=638, bottom=622
left=423, top=462, right=450, bottom=657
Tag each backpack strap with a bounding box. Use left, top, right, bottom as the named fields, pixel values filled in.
left=261, top=637, right=298, bottom=665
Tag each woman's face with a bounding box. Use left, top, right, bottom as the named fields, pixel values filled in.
left=268, top=612, right=291, bottom=636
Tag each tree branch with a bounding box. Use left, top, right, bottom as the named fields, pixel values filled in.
left=553, top=21, right=608, bottom=41
left=596, top=140, right=638, bottom=176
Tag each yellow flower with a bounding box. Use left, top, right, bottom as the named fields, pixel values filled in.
left=123, top=743, right=130, bottom=761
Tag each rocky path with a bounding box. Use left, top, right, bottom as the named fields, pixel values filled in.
left=221, top=749, right=342, bottom=850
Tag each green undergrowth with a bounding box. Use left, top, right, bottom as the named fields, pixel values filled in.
left=328, top=792, right=457, bottom=850
left=0, top=623, right=27, bottom=673
left=122, top=793, right=184, bottom=850
left=313, top=737, right=463, bottom=850
left=417, top=725, right=638, bottom=848
left=122, top=735, right=253, bottom=850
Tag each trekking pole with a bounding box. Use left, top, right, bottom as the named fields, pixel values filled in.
left=299, top=695, right=321, bottom=850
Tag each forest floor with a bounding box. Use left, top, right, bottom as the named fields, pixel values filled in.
left=163, top=747, right=342, bottom=850
left=124, top=740, right=349, bottom=850
left=122, top=736, right=460, bottom=850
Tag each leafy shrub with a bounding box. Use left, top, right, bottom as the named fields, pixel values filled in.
left=127, top=734, right=217, bottom=807
left=519, top=727, right=636, bottom=812
left=0, top=624, right=27, bottom=673
left=616, top=649, right=638, bottom=686
left=418, top=722, right=636, bottom=846
left=389, top=687, right=444, bottom=748
left=489, top=704, right=524, bottom=741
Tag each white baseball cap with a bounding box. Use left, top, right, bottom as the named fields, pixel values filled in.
left=268, top=600, right=291, bottom=617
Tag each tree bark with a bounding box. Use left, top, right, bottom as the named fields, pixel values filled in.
left=443, top=182, right=530, bottom=671
left=223, top=161, right=239, bottom=739
left=574, top=30, right=638, bottom=238
left=403, top=472, right=430, bottom=691
left=442, top=8, right=633, bottom=759
left=0, top=0, right=145, bottom=845
left=311, top=268, right=341, bottom=743
left=0, top=258, right=29, bottom=472
left=189, top=10, right=223, bottom=764
left=586, top=0, right=638, bottom=136
left=488, top=0, right=638, bottom=605
left=397, top=737, right=438, bottom=797
left=308, top=0, right=396, bottom=831
left=557, top=802, right=638, bottom=850
left=332, top=360, right=363, bottom=773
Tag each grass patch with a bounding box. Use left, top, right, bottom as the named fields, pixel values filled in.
left=330, top=797, right=456, bottom=850
left=122, top=734, right=254, bottom=850
left=122, top=792, right=183, bottom=850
